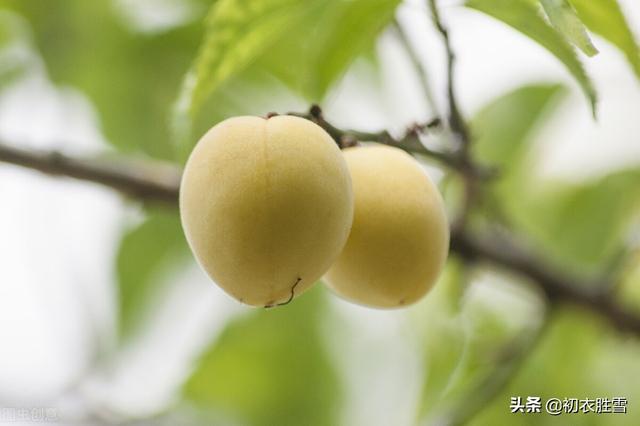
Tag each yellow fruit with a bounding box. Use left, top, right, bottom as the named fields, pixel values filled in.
left=325, top=144, right=449, bottom=308
left=179, top=115, right=353, bottom=307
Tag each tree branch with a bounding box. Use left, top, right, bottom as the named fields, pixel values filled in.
left=1, top=118, right=638, bottom=337
left=0, top=142, right=180, bottom=205
left=0, top=131, right=640, bottom=336
left=428, top=0, right=470, bottom=148
left=451, top=232, right=640, bottom=334
left=428, top=0, right=482, bottom=230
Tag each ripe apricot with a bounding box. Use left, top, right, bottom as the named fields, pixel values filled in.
left=325, top=144, right=449, bottom=308
left=180, top=116, right=353, bottom=306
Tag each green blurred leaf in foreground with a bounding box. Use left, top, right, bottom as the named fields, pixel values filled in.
left=508, top=169, right=640, bottom=276
left=117, top=210, right=188, bottom=340
left=472, top=83, right=640, bottom=276
left=470, top=308, right=640, bottom=426
left=539, top=0, right=598, bottom=56
left=258, top=0, right=400, bottom=100
left=0, top=0, right=202, bottom=160
left=415, top=260, right=468, bottom=419
left=174, top=0, right=323, bottom=144
left=416, top=260, right=546, bottom=422
left=183, top=287, right=342, bottom=426
left=466, top=0, right=597, bottom=116
left=0, top=10, right=32, bottom=90
left=570, top=0, right=640, bottom=80
left=175, top=0, right=400, bottom=148
left=470, top=82, right=566, bottom=232
left=472, top=83, right=566, bottom=171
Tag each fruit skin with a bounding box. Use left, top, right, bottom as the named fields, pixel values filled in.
left=180, top=115, right=353, bottom=306
left=325, top=144, right=449, bottom=308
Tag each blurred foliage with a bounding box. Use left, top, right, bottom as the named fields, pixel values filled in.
left=539, top=0, right=598, bottom=57
left=571, top=0, right=640, bottom=79
left=507, top=170, right=640, bottom=277
left=421, top=80, right=640, bottom=423
left=470, top=82, right=562, bottom=231
left=414, top=255, right=546, bottom=423
left=116, top=210, right=189, bottom=339
left=414, top=261, right=468, bottom=418
left=472, top=83, right=566, bottom=171
left=175, top=0, right=399, bottom=148
left=474, top=82, right=640, bottom=276
left=183, top=286, right=342, bottom=426
left=466, top=0, right=597, bottom=115
left=620, top=253, right=640, bottom=311
left=254, top=0, right=399, bottom=100
left=0, top=0, right=206, bottom=159
left=0, top=10, right=31, bottom=90
left=176, top=0, right=317, bottom=122
left=470, top=307, right=640, bottom=425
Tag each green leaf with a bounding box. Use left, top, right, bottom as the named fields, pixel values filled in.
left=417, top=264, right=546, bottom=423
left=117, top=210, right=188, bottom=339
left=539, top=0, right=598, bottom=56
left=472, top=83, right=566, bottom=170
left=474, top=84, right=640, bottom=276
left=471, top=83, right=566, bottom=230
left=570, top=0, right=640, bottom=80
left=1, top=0, right=202, bottom=160
left=415, top=261, right=467, bottom=418
left=183, top=287, right=342, bottom=426
left=258, top=0, right=400, bottom=100
left=471, top=308, right=640, bottom=426
left=308, top=0, right=399, bottom=98
left=509, top=169, right=640, bottom=275
left=0, top=10, right=31, bottom=90
left=174, top=0, right=320, bottom=139
left=175, top=0, right=400, bottom=146
left=419, top=316, right=466, bottom=418
left=466, top=0, right=597, bottom=116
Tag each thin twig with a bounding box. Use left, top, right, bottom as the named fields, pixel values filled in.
left=392, top=18, right=440, bottom=115
left=428, top=0, right=470, bottom=148
left=288, top=105, right=493, bottom=178
left=428, top=0, right=481, bottom=230
left=0, top=143, right=180, bottom=204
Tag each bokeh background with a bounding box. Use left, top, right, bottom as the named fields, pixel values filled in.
left=0, top=0, right=639, bottom=425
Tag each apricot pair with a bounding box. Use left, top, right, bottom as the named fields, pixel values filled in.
left=179, top=116, right=449, bottom=308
